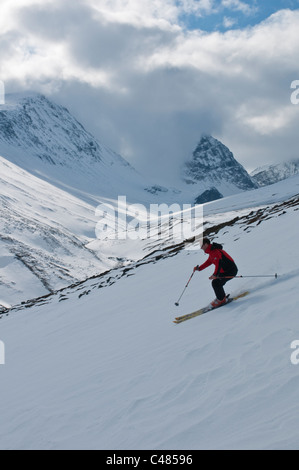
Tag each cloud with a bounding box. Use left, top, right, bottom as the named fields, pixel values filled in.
left=221, top=0, right=257, bottom=16
left=223, top=16, right=238, bottom=28
left=1, top=2, right=299, bottom=182
left=177, top=0, right=215, bottom=16
left=87, top=0, right=215, bottom=24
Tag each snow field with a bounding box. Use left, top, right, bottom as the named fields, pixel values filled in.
left=0, top=195, right=299, bottom=449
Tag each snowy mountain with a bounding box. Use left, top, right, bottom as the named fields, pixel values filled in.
left=251, top=159, right=299, bottom=187
left=1, top=174, right=299, bottom=449
left=0, top=94, right=258, bottom=206
left=183, top=135, right=257, bottom=203
left=0, top=93, right=152, bottom=205
left=0, top=93, right=184, bottom=303
left=145, top=135, right=257, bottom=204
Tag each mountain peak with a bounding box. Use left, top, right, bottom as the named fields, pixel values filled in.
left=0, top=92, right=99, bottom=164
left=183, top=134, right=257, bottom=195
left=0, top=92, right=135, bottom=167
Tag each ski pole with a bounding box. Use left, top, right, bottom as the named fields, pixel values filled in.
left=175, top=272, right=194, bottom=306
left=215, top=273, right=278, bottom=279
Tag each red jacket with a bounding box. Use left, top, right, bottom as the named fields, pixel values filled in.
left=197, top=245, right=236, bottom=276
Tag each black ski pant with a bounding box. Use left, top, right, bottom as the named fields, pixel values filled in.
left=212, top=265, right=238, bottom=301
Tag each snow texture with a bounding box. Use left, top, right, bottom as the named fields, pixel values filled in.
left=1, top=174, right=299, bottom=449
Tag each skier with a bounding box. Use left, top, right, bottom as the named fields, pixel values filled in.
left=193, top=237, right=238, bottom=308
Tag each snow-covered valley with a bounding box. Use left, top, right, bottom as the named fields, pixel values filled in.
left=1, top=173, right=299, bottom=449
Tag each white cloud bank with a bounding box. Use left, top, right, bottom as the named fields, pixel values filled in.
left=1, top=0, right=299, bottom=181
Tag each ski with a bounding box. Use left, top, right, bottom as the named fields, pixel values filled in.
left=173, top=291, right=249, bottom=324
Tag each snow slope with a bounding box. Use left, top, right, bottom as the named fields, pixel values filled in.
left=0, top=176, right=299, bottom=450
left=0, top=155, right=106, bottom=304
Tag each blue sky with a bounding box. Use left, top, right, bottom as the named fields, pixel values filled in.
left=180, top=0, right=299, bottom=31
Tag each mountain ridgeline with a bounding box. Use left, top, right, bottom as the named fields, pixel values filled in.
left=251, top=159, right=299, bottom=187
left=0, top=93, right=258, bottom=206
left=0, top=93, right=128, bottom=168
